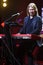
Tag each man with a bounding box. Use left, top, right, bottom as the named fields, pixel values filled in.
left=18, top=3, right=42, bottom=65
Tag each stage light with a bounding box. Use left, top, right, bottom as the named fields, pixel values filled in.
left=3, top=0, right=7, bottom=2
left=1, top=22, right=5, bottom=27
left=3, top=3, right=7, bottom=7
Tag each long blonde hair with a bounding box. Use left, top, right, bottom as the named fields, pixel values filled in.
left=27, top=3, right=39, bottom=16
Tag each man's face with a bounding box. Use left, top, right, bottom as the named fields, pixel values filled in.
left=28, top=7, right=35, bottom=16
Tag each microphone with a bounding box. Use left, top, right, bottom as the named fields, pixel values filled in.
left=12, top=11, right=23, bottom=17
left=4, top=11, right=23, bottom=24
left=12, top=13, right=20, bottom=17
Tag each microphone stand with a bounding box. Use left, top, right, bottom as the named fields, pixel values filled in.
left=2, top=15, right=21, bottom=65
left=2, top=36, right=21, bottom=65
left=4, top=13, right=18, bottom=22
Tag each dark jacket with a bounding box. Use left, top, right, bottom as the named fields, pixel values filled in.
left=19, top=16, right=42, bottom=35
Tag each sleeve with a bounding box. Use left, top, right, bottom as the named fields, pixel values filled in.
left=31, top=17, right=42, bottom=34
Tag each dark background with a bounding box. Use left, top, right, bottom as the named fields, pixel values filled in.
left=0, top=0, right=43, bottom=21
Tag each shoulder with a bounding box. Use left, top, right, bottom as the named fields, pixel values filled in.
left=34, top=16, right=42, bottom=25
left=33, top=16, right=42, bottom=22
left=24, top=16, right=29, bottom=23
left=24, top=16, right=29, bottom=20
left=35, top=16, right=42, bottom=20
